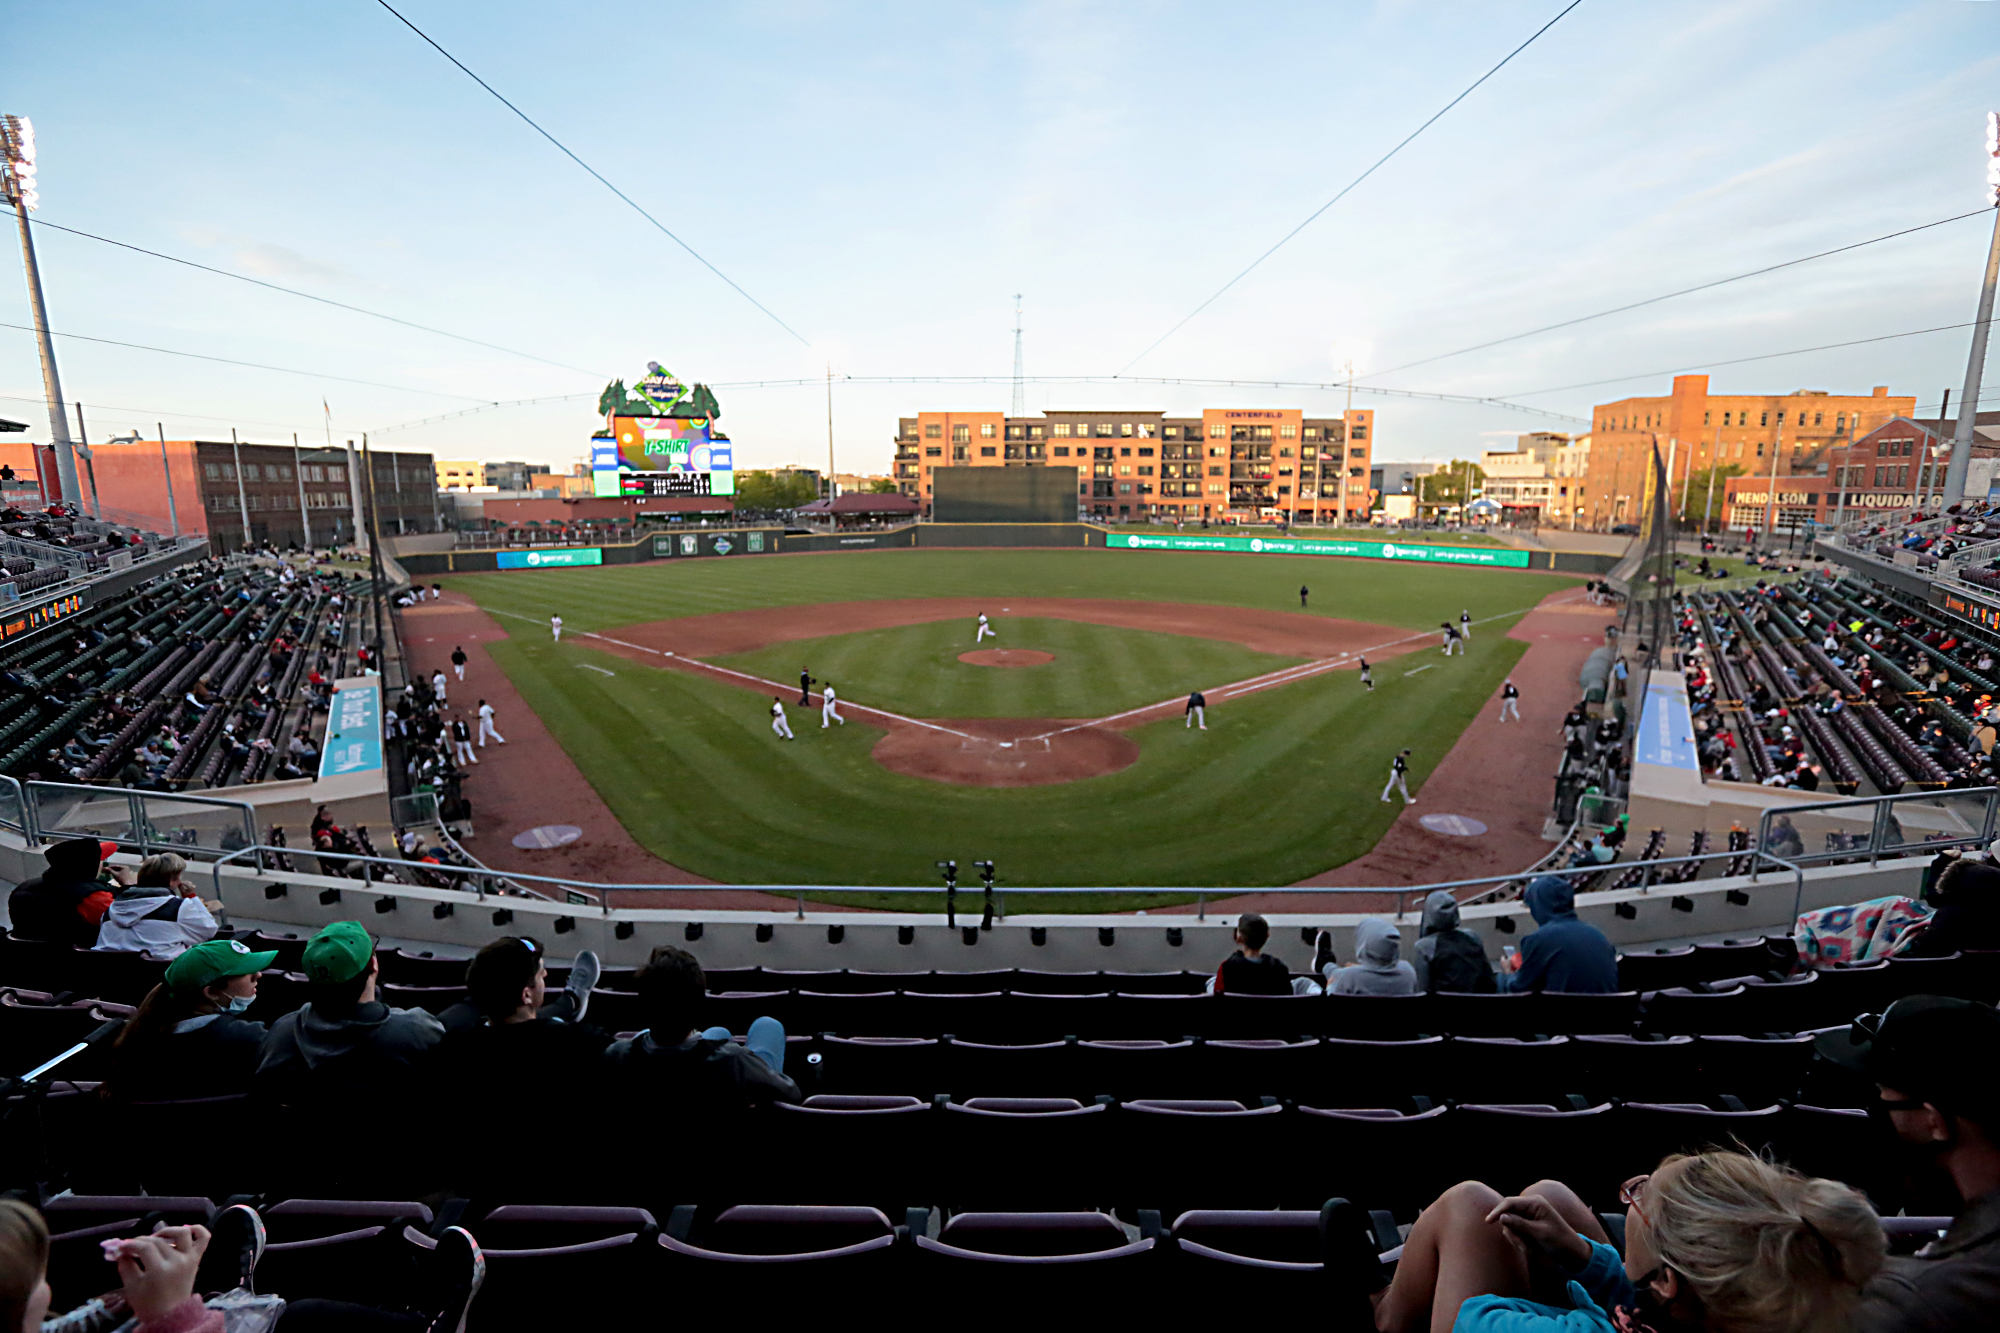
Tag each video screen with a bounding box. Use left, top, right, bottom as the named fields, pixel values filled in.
left=593, top=415, right=735, bottom=497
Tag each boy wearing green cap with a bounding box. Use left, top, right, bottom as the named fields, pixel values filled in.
left=104, top=938, right=279, bottom=1102
left=254, top=921, right=444, bottom=1108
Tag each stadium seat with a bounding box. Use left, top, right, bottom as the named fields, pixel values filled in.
left=1538, top=991, right=1643, bottom=1035
left=1321, top=993, right=1433, bottom=1041
left=1316, top=1035, right=1448, bottom=1110
left=374, top=947, right=471, bottom=988
left=1691, top=937, right=1796, bottom=982
left=898, top=968, right=1017, bottom=994
left=914, top=1211, right=1154, bottom=1299
left=42, top=1195, right=216, bottom=1308
left=258, top=1200, right=436, bottom=1305
left=1454, top=1103, right=1618, bottom=1201
left=944, top=1036, right=1074, bottom=1096
left=238, top=930, right=309, bottom=970
left=1443, top=1036, right=1581, bottom=1104
left=379, top=983, right=466, bottom=1015
left=1617, top=946, right=1700, bottom=994
left=0, top=934, right=67, bottom=995
left=893, top=991, right=1009, bottom=1041
left=59, top=948, right=165, bottom=1008
left=1805, top=961, right=1900, bottom=1021
left=0, top=993, right=125, bottom=1081
left=941, top=1098, right=1112, bottom=1208
left=1170, top=1207, right=1328, bottom=1268
left=468, top=1206, right=657, bottom=1330
left=1689, top=1033, right=1817, bottom=1105
left=1202, top=1037, right=1325, bottom=1104
left=1102, top=970, right=1207, bottom=995
left=1012, top=968, right=1110, bottom=994
left=1638, top=985, right=1748, bottom=1036
left=1294, top=1105, right=1451, bottom=1214
left=814, top=1035, right=940, bottom=1096
left=698, top=990, right=790, bottom=1035
left=1076, top=1039, right=1199, bottom=1100
left=1619, top=1102, right=1785, bottom=1172
left=657, top=1204, right=903, bottom=1303
left=1428, top=991, right=1539, bottom=1038
left=1006, top=991, right=1112, bottom=1041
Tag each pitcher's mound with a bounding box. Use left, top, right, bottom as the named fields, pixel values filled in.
left=874, top=718, right=1137, bottom=787
left=959, top=648, right=1055, bottom=668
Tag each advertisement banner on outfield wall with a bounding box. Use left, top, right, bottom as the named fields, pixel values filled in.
left=1105, top=533, right=1530, bottom=567
left=322, top=683, right=384, bottom=777
left=650, top=530, right=775, bottom=559
left=495, top=548, right=604, bottom=570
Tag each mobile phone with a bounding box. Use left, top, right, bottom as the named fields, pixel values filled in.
left=1501, top=945, right=1518, bottom=963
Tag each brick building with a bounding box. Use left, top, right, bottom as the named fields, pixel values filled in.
left=0, top=439, right=438, bottom=552
left=1721, top=413, right=2000, bottom=532
left=1584, top=374, right=1915, bottom=529
left=893, top=407, right=1374, bottom=522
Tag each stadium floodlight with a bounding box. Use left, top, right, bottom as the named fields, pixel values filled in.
left=1, top=114, right=37, bottom=212
left=1988, top=111, right=2000, bottom=205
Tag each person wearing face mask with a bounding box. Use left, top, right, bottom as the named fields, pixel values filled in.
left=1816, top=995, right=2000, bottom=1332
left=1355, top=1149, right=1882, bottom=1333
left=102, top=938, right=277, bottom=1102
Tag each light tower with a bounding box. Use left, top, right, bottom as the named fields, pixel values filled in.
left=0, top=115, right=81, bottom=506
left=1943, top=111, right=2000, bottom=505
left=1011, top=295, right=1025, bottom=419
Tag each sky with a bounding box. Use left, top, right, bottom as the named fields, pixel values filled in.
left=4, top=0, right=2000, bottom=476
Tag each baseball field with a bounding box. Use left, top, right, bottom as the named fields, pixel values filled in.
left=432, top=548, right=1578, bottom=898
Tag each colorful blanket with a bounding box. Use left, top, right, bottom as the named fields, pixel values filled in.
left=1793, top=895, right=1932, bottom=967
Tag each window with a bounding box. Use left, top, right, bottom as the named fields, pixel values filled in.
left=1756, top=442, right=1765, bottom=457
left=1349, top=466, right=1364, bottom=478
left=1279, top=447, right=1293, bottom=458
left=1351, top=426, right=1366, bottom=439
left=1255, top=426, right=1272, bottom=442
left=1136, top=423, right=1155, bottom=438
left=1028, top=425, right=1043, bottom=439
left=925, top=423, right=942, bottom=438
left=1118, top=465, right=1133, bottom=476
left=980, top=446, right=997, bottom=457
left=1138, top=447, right=1153, bottom=457
left=1118, top=483, right=1132, bottom=494
left=925, top=446, right=942, bottom=457
left=953, top=445, right=967, bottom=461
left=204, top=463, right=220, bottom=480
left=952, top=425, right=971, bottom=443
left=1209, top=424, right=1225, bottom=438
left=1280, top=424, right=1296, bottom=439
left=1052, top=423, right=1071, bottom=437
left=1095, top=422, right=1115, bottom=437
left=1027, top=444, right=1045, bottom=459
left=278, top=465, right=293, bottom=481
left=1814, top=412, right=1823, bottom=427
left=1119, top=423, right=1133, bottom=437
left=1053, top=446, right=1070, bottom=457
left=1703, top=412, right=1711, bottom=426
left=1119, top=447, right=1131, bottom=457
left=1163, top=426, right=1180, bottom=440
left=1760, top=411, right=1769, bottom=427
left=1006, top=425, right=1024, bottom=440
left=1207, top=483, right=1224, bottom=494
left=980, top=423, right=996, bottom=438
left=329, top=466, right=345, bottom=482
left=1208, top=465, right=1223, bottom=477
left=1350, top=447, right=1366, bottom=459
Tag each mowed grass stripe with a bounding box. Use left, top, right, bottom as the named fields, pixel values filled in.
left=711, top=618, right=1303, bottom=719
left=483, top=623, right=1529, bottom=893
left=439, top=547, right=1574, bottom=635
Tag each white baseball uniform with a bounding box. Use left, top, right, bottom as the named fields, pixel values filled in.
left=451, top=719, right=477, bottom=766
left=772, top=699, right=795, bottom=739
left=976, top=614, right=996, bottom=642
left=551, top=615, right=563, bottom=643
left=1499, top=682, right=1521, bottom=722
left=477, top=701, right=505, bottom=746
left=1460, top=610, right=1472, bottom=641
left=822, top=685, right=844, bottom=728
left=430, top=669, right=447, bottom=704
left=1381, top=754, right=1414, bottom=804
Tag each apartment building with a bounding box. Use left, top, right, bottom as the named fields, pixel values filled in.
left=893, top=407, right=1374, bottom=522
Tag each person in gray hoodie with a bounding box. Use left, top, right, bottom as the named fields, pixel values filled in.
left=1325, top=917, right=1418, bottom=995
left=254, top=920, right=444, bottom=1108
left=1411, top=889, right=1497, bottom=993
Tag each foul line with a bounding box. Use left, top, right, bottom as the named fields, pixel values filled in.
left=481, top=608, right=978, bottom=739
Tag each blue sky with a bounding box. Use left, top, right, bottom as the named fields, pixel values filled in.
left=4, top=0, right=1999, bottom=473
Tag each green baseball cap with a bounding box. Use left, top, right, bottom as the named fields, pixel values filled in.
left=302, top=921, right=375, bottom=985
left=164, top=938, right=279, bottom=995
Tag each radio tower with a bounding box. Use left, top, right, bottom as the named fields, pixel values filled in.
left=1011, top=294, right=1025, bottom=418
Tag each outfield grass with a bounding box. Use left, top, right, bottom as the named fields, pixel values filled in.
left=710, top=618, right=1303, bottom=719
left=437, top=546, right=1567, bottom=636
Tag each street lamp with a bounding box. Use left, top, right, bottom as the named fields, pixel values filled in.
left=1, top=114, right=81, bottom=506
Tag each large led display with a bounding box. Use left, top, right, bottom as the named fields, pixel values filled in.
left=591, top=364, right=735, bottom=498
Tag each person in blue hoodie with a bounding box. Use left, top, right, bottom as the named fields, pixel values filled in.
left=1362, top=1150, right=1882, bottom=1333
left=1498, top=875, right=1618, bottom=994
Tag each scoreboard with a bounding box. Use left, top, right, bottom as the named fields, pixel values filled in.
left=592, top=415, right=735, bottom=498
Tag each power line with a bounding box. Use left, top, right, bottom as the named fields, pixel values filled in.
left=1361, top=208, right=1994, bottom=383
left=1115, top=0, right=1585, bottom=375
left=372, top=392, right=597, bottom=435
left=1505, top=320, right=1979, bottom=399
left=0, top=321, right=496, bottom=401
left=375, top=0, right=810, bottom=347
left=0, top=392, right=322, bottom=435
left=26, top=215, right=606, bottom=379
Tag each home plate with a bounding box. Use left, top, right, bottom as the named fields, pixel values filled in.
left=512, top=824, right=583, bottom=849
left=999, top=742, right=1014, bottom=748
left=1419, top=814, right=1487, bottom=837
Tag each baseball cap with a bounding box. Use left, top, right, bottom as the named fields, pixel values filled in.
left=1814, top=994, right=2000, bottom=1119
left=165, top=938, right=279, bottom=995
left=301, top=921, right=375, bottom=985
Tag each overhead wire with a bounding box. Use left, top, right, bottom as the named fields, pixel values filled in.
left=25, top=216, right=607, bottom=378
left=1115, top=0, right=1585, bottom=375
left=1359, top=208, right=1995, bottom=383
left=375, top=0, right=810, bottom=347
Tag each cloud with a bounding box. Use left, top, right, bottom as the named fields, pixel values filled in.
left=178, top=227, right=379, bottom=290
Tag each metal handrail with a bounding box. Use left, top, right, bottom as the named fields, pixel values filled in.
left=1754, top=788, right=1999, bottom=875
left=24, top=780, right=258, bottom=858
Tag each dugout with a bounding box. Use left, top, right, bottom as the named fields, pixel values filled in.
left=931, top=466, right=1078, bottom=523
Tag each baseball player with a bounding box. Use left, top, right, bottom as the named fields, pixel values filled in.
left=1499, top=679, right=1521, bottom=722
left=476, top=699, right=505, bottom=747
left=1440, top=622, right=1464, bottom=656
left=550, top=614, right=563, bottom=643
left=1460, top=609, right=1472, bottom=641
left=450, top=645, right=468, bottom=682
left=1185, top=689, right=1207, bottom=730
left=430, top=668, right=448, bottom=705
left=1359, top=658, right=1374, bottom=691
left=771, top=696, right=795, bottom=740
left=450, top=714, right=478, bottom=766
left=976, top=613, right=996, bottom=642
left=799, top=668, right=815, bottom=707
left=1299, top=585, right=1309, bottom=609
left=1381, top=748, right=1414, bottom=804
left=822, top=683, right=845, bottom=728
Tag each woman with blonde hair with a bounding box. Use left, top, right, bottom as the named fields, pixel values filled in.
left=1365, top=1149, right=1884, bottom=1333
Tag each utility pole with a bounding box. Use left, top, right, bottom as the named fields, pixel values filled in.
left=230, top=428, right=252, bottom=553
left=71, top=402, right=99, bottom=520
left=1011, top=295, right=1025, bottom=419
left=156, top=424, right=178, bottom=537
left=293, top=432, right=311, bottom=550
left=1944, top=114, right=2000, bottom=507
left=345, top=438, right=368, bottom=555
left=1761, top=413, right=1786, bottom=540
left=2, top=115, right=80, bottom=506
left=1339, top=360, right=1354, bottom=529
left=824, top=364, right=836, bottom=500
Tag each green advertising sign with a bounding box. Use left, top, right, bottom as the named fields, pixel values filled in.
left=495, top=547, right=603, bottom=569
left=1105, top=532, right=1530, bottom=567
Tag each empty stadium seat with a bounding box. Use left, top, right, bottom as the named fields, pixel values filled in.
left=257, top=1200, right=436, bottom=1305
left=915, top=1210, right=1154, bottom=1298
left=470, top=1206, right=657, bottom=1330
left=42, top=1195, right=216, bottom=1308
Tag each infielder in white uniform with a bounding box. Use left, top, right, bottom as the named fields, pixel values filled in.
left=1381, top=748, right=1414, bottom=804
left=771, top=697, right=795, bottom=740
left=450, top=715, right=478, bottom=767
left=550, top=614, right=563, bottom=643
left=821, top=683, right=845, bottom=728
left=1499, top=680, right=1521, bottom=722
left=476, top=699, right=505, bottom=746
left=1359, top=657, right=1374, bottom=691
left=430, top=668, right=448, bottom=705
left=1440, top=623, right=1464, bottom=656
left=1460, top=609, right=1472, bottom=641
left=975, top=613, right=996, bottom=642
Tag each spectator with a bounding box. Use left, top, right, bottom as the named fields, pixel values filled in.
left=1905, top=858, right=2000, bottom=960
left=254, top=921, right=444, bottom=1107
left=1323, top=917, right=1417, bottom=996
left=1214, top=912, right=1295, bottom=995
left=1817, top=996, right=2000, bottom=1333
left=1764, top=813, right=1805, bottom=860
left=1500, top=875, right=1618, bottom=993
left=105, top=938, right=277, bottom=1102
left=1412, top=889, right=1497, bottom=993
left=6, top=838, right=115, bottom=948
left=601, top=945, right=800, bottom=1119
left=0, top=1203, right=223, bottom=1333
left=1362, top=1150, right=1881, bottom=1333
left=93, top=853, right=222, bottom=959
